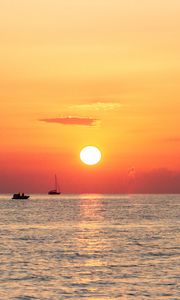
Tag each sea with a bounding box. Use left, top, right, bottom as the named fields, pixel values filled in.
left=0, top=194, right=179, bottom=300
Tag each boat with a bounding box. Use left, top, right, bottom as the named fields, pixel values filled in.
left=12, top=193, right=30, bottom=200
left=48, top=175, right=61, bottom=195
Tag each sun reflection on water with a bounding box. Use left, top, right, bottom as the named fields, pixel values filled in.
left=72, top=194, right=110, bottom=291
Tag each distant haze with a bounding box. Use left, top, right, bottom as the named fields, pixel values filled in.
left=0, top=0, right=180, bottom=193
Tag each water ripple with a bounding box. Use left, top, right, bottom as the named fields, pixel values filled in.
left=0, top=194, right=179, bottom=299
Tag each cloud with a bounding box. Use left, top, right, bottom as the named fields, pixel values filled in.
left=69, top=102, right=122, bottom=111
left=39, top=116, right=98, bottom=126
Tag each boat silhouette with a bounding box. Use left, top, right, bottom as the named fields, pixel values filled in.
left=12, top=193, right=30, bottom=200
left=48, top=175, right=61, bottom=195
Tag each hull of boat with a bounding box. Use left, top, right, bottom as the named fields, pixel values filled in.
left=12, top=195, right=30, bottom=200
left=48, top=192, right=61, bottom=195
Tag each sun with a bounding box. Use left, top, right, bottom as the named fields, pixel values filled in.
left=80, top=146, right=102, bottom=165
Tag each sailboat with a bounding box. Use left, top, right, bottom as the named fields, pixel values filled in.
left=48, top=175, right=61, bottom=195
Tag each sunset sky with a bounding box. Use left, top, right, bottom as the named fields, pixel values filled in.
left=0, top=0, right=180, bottom=193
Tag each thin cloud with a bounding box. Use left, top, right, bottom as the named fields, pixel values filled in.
left=69, top=102, right=122, bottom=111
left=40, top=116, right=98, bottom=126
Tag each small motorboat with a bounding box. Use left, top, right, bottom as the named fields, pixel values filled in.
left=12, top=193, right=30, bottom=200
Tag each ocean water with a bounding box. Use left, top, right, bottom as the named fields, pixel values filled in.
left=0, top=194, right=179, bottom=300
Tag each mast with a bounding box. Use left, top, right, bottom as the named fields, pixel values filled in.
left=55, top=174, right=57, bottom=191
left=55, top=174, right=60, bottom=192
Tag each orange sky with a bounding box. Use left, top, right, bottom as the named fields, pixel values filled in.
left=0, top=0, right=180, bottom=193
